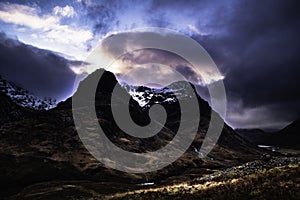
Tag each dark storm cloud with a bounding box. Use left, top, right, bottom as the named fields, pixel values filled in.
left=192, top=0, right=300, bottom=128
left=0, top=33, right=77, bottom=101
left=148, top=0, right=231, bottom=28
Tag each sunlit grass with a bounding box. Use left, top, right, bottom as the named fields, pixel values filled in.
left=108, top=163, right=300, bottom=200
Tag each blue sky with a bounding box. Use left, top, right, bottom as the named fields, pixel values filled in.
left=0, top=0, right=95, bottom=60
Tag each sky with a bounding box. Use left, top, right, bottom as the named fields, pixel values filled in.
left=0, top=0, right=299, bottom=129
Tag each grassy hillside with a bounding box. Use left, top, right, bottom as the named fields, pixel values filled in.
left=111, top=158, right=299, bottom=200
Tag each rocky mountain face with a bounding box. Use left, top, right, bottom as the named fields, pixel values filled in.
left=0, top=69, right=265, bottom=198
left=0, top=76, right=56, bottom=110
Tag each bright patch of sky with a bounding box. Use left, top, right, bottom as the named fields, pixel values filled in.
left=0, top=1, right=95, bottom=60
left=0, top=0, right=209, bottom=61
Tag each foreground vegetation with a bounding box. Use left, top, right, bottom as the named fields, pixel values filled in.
left=110, top=159, right=300, bottom=200
left=8, top=157, right=300, bottom=200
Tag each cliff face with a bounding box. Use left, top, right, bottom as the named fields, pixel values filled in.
left=0, top=69, right=263, bottom=198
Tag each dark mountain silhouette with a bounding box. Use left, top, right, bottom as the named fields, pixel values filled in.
left=236, top=120, right=300, bottom=149
left=279, top=120, right=300, bottom=136
left=0, top=69, right=267, bottom=198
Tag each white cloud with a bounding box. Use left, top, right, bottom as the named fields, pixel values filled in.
left=187, top=24, right=207, bottom=36
left=0, top=5, right=59, bottom=30
left=30, top=33, right=38, bottom=39
left=53, top=5, right=77, bottom=18
left=0, top=3, right=36, bottom=15
left=0, top=3, right=93, bottom=60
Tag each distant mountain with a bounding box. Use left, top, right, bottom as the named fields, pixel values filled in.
left=124, top=82, right=198, bottom=107
left=236, top=128, right=267, bottom=143
left=279, top=120, right=300, bottom=136
left=0, top=69, right=265, bottom=198
left=270, top=120, right=300, bottom=148
left=236, top=120, right=300, bottom=149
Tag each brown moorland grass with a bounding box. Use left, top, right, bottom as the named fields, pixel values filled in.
left=109, top=162, right=300, bottom=200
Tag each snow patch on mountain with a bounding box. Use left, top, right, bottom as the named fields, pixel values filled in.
left=122, top=82, right=194, bottom=108
left=0, top=76, right=56, bottom=110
